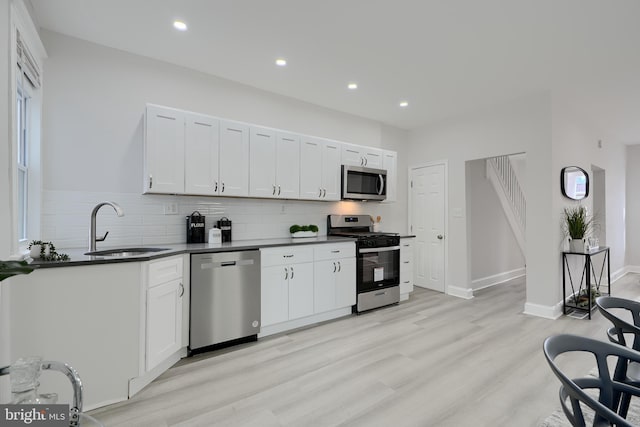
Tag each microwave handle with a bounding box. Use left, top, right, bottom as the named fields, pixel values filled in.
left=377, top=174, right=385, bottom=195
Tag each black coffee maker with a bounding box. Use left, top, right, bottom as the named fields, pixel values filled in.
left=186, top=211, right=206, bottom=243
left=217, top=217, right=232, bottom=242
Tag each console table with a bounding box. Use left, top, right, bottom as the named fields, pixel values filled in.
left=562, top=246, right=610, bottom=319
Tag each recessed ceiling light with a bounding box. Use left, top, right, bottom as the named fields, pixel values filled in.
left=348, top=82, right=358, bottom=90
left=399, top=101, right=409, bottom=108
left=275, top=58, right=287, bottom=67
left=173, top=20, right=188, bottom=31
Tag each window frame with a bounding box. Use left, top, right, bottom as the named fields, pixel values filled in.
left=10, top=1, right=46, bottom=258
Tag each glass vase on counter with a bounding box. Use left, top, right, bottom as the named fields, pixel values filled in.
left=10, top=356, right=58, bottom=404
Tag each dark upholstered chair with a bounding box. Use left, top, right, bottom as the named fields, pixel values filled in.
left=543, top=334, right=640, bottom=427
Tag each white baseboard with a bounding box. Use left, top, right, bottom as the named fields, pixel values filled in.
left=471, top=267, right=526, bottom=291
left=620, top=265, right=640, bottom=278
left=523, top=301, right=562, bottom=320
left=447, top=285, right=474, bottom=300
left=258, top=307, right=352, bottom=338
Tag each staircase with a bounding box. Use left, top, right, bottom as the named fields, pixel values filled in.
left=486, top=155, right=526, bottom=254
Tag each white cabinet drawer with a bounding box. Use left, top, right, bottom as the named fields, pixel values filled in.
left=313, top=242, right=355, bottom=261
left=261, top=246, right=314, bottom=267
left=148, top=256, right=183, bottom=288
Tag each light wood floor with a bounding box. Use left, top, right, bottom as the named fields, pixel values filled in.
left=90, top=274, right=640, bottom=426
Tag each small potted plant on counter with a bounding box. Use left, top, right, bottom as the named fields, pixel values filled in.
left=290, top=224, right=319, bottom=238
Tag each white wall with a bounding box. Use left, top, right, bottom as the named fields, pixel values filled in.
left=551, top=98, right=627, bottom=281
left=408, top=93, right=556, bottom=312
left=626, top=145, right=640, bottom=267
left=0, top=0, right=12, bottom=401
left=38, top=30, right=408, bottom=247
left=466, top=159, right=525, bottom=286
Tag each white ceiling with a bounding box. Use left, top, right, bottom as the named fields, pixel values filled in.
left=29, top=0, right=640, bottom=142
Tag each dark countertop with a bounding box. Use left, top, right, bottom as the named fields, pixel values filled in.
left=30, top=236, right=357, bottom=269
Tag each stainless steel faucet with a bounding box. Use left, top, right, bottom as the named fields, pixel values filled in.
left=89, top=201, right=124, bottom=251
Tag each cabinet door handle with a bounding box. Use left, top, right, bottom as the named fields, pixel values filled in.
left=221, top=182, right=225, bottom=192
left=319, top=188, right=322, bottom=198
left=278, top=185, right=281, bottom=196
left=403, top=261, right=410, bottom=264
left=365, top=157, right=368, bottom=166
left=283, top=254, right=294, bottom=258
left=214, top=181, right=218, bottom=192
left=338, top=261, right=341, bottom=272
left=322, top=188, right=326, bottom=198
left=272, top=185, right=276, bottom=195
left=360, top=157, right=364, bottom=166
left=331, top=250, right=340, bottom=253
left=149, top=175, right=153, bottom=189
left=291, top=266, right=294, bottom=279
left=178, top=283, right=185, bottom=297
left=284, top=267, right=288, bottom=280
left=333, top=262, right=337, bottom=273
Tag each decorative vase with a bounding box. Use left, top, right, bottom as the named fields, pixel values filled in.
left=569, top=238, right=584, bottom=252
left=29, top=245, right=42, bottom=259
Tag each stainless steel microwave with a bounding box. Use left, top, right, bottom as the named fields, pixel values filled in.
left=342, top=165, right=387, bottom=201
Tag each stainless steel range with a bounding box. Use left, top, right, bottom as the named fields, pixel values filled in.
left=327, top=215, right=400, bottom=312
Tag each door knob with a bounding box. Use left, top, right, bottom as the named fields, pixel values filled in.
left=437, top=235, right=443, bottom=240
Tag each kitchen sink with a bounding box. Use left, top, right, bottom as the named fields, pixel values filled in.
left=84, top=247, right=169, bottom=257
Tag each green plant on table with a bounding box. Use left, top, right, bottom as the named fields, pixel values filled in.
left=563, top=206, right=594, bottom=240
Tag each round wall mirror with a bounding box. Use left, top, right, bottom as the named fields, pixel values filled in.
left=561, top=166, right=589, bottom=200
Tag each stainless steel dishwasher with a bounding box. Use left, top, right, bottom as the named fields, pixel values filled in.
left=190, top=250, right=260, bottom=354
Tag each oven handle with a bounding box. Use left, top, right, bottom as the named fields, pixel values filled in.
left=359, top=246, right=400, bottom=254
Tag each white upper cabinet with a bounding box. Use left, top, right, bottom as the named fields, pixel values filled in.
left=249, top=127, right=300, bottom=199
left=382, top=150, right=397, bottom=202
left=249, top=126, right=277, bottom=198
left=341, top=143, right=383, bottom=169
left=144, top=105, right=185, bottom=194
left=144, top=104, right=394, bottom=203
left=300, top=136, right=341, bottom=201
left=322, top=141, right=342, bottom=200
left=185, top=113, right=219, bottom=196
left=276, top=132, right=300, bottom=199
left=219, top=120, right=250, bottom=197
left=299, top=136, right=323, bottom=200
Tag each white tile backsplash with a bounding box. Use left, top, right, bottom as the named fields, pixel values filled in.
left=41, top=190, right=381, bottom=249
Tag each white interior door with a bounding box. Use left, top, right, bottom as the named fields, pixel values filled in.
left=410, top=163, right=446, bottom=292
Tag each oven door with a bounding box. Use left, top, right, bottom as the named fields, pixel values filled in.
left=358, top=246, right=400, bottom=292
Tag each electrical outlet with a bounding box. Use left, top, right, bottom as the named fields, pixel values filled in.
left=164, top=202, right=178, bottom=215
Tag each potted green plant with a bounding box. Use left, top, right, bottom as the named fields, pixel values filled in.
left=290, top=224, right=319, bottom=238
left=563, top=205, right=594, bottom=252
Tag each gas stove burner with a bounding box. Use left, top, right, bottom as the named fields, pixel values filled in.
left=327, top=215, right=400, bottom=248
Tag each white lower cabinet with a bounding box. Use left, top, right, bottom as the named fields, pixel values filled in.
left=146, top=278, right=183, bottom=371
left=314, top=244, right=356, bottom=313
left=144, top=256, right=185, bottom=372
left=260, top=242, right=356, bottom=335
left=314, top=257, right=355, bottom=313
left=260, top=246, right=314, bottom=327
left=400, top=238, right=415, bottom=297
left=288, top=262, right=315, bottom=319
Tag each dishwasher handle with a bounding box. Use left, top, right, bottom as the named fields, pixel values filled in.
left=199, top=259, right=256, bottom=269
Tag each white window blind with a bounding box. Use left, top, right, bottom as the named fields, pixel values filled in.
left=17, top=29, right=41, bottom=88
